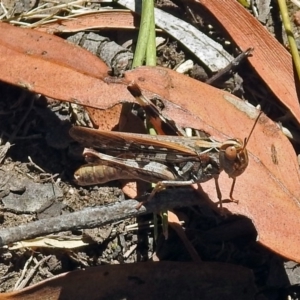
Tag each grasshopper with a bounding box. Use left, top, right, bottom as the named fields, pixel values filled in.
left=69, top=83, right=261, bottom=208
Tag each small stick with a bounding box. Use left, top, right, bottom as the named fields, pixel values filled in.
left=28, top=156, right=47, bottom=173
left=206, top=48, right=254, bottom=85
left=14, top=255, right=33, bottom=290
left=14, top=255, right=51, bottom=290
left=0, top=188, right=207, bottom=247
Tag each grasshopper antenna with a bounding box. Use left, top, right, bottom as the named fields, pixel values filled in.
left=243, top=111, right=263, bottom=150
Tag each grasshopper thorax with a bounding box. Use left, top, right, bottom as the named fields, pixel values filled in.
left=219, top=138, right=249, bottom=178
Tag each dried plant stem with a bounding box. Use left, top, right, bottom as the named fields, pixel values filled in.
left=278, top=0, right=300, bottom=81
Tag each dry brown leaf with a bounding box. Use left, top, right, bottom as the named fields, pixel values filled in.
left=124, top=66, right=300, bottom=262
left=0, top=22, right=131, bottom=108
left=0, top=22, right=108, bottom=79
left=195, top=0, right=300, bottom=126
left=0, top=262, right=256, bottom=300
left=36, top=10, right=139, bottom=34
left=86, top=104, right=123, bottom=129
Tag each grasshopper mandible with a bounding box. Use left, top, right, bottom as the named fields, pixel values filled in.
left=69, top=83, right=261, bottom=208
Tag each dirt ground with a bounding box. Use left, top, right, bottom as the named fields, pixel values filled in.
left=0, top=0, right=300, bottom=299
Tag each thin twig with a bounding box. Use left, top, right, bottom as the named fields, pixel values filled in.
left=206, top=48, right=254, bottom=85
left=14, top=255, right=33, bottom=290
left=123, top=244, right=137, bottom=259
left=15, top=255, right=51, bottom=290
left=0, top=188, right=210, bottom=247
left=28, top=156, right=46, bottom=173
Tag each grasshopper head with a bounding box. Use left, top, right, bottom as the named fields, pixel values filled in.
left=219, top=138, right=249, bottom=178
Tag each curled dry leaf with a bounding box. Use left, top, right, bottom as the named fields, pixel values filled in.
left=36, top=10, right=139, bottom=34
left=196, top=0, right=300, bottom=126
left=0, top=262, right=256, bottom=300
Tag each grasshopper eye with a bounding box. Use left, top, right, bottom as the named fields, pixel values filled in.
left=225, top=146, right=237, bottom=160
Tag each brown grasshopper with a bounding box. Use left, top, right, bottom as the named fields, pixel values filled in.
left=69, top=83, right=261, bottom=208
